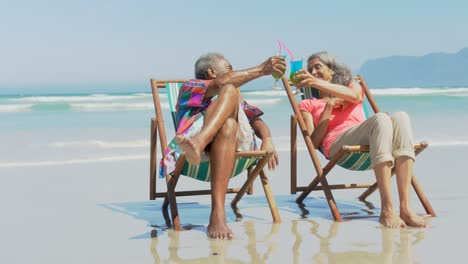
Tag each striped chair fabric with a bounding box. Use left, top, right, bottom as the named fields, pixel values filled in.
left=165, top=83, right=258, bottom=182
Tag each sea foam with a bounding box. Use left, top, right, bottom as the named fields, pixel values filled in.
left=9, top=93, right=156, bottom=103
left=70, top=102, right=167, bottom=111
left=371, top=87, right=468, bottom=96
left=0, top=155, right=147, bottom=168
left=0, top=104, right=33, bottom=112
left=49, top=140, right=150, bottom=148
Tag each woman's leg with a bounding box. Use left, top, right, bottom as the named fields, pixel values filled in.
left=374, top=161, right=406, bottom=228
left=330, top=113, right=405, bottom=228
left=391, top=112, right=428, bottom=227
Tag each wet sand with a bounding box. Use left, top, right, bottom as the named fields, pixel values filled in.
left=0, top=146, right=466, bottom=263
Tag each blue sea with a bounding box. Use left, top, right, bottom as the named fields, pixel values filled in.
left=1, top=84, right=468, bottom=168
left=2, top=83, right=468, bottom=263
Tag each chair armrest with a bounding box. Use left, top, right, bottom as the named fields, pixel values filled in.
left=235, top=150, right=272, bottom=158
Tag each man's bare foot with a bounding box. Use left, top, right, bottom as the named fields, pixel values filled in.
left=400, top=208, right=429, bottom=228
left=175, top=135, right=201, bottom=164
left=207, top=222, right=233, bottom=240
left=379, top=210, right=406, bottom=229
left=207, top=213, right=234, bottom=240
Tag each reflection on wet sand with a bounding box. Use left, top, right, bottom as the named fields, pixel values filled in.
left=150, top=220, right=281, bottom=263
left=291, top=218, right=426, bottom=264
left=102, top=196, right=433, bottom=263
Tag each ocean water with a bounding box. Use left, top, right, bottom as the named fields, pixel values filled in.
left=1, top=85, right=468, bottom=168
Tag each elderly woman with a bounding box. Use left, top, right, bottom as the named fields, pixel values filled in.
left=295, top=51, right=428, bottom=228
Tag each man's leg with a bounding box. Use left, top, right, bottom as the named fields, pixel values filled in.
left=176, top=84, right=239, bottom=164
left=207, top=117, right=238, bottom=239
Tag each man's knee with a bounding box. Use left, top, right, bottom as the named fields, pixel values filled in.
left=220, top=83, right=240, bottom=98
left=219, top=118, right=238, bottom=138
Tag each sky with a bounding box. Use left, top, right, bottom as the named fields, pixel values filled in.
left=0, top=0, right=467, bottom=88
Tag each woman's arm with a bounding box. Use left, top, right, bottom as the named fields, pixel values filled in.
left=302, top=98, right=341, bottom=149
left=312, top=102, right=333, bottom=148
left=295, top=70, right=362, bottom=103
left=301, top=111, right=319, bottom=149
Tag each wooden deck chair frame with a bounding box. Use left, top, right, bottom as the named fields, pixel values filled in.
left=149, top=79, right=281, bottom=230
left=282, top=76, right=436, bottom=221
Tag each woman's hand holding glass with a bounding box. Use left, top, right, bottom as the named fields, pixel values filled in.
left=294, top=69, right=322, bottom=89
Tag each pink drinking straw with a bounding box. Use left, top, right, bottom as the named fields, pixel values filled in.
left=277, top=39, right=282, bottom=56
left=280, top=41, right=295, bottom=61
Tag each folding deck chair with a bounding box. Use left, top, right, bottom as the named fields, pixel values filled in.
left=282, top=76, right=436, bottom=221
left=149, top=79, right=280, bottom=230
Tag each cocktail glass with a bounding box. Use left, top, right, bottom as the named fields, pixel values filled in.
left=272, top=55, right=287, bottom=91
left=289, top=59, right=303, bottom=94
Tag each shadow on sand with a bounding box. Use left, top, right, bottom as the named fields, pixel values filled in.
left=100, top=195, right=428, bottom=263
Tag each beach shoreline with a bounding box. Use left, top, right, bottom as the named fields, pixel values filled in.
left=1, top=146, right=467, bottom=263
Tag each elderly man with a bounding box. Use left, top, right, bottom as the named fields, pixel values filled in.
left=167, top=52, right=285, bottom=239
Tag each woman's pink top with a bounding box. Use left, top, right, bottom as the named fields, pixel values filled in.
left=298, top=84, right=365, bottom=157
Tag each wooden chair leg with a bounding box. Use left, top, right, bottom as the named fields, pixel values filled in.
left=259, top=170, right=281, bottom=223
left=166, top=156, right=185, bottom=231
left=231, top=153, right=271, bottom=209
left=296, top=175, right=321, bottom=204
left=296, top=158, right=343, bottom=221
left=358, top=183, right=378, bottom=201
left=150, top=119, right=157, bottom=200
left=359, top=144, right=428, bottom=201
left=162, top=197, right=171, bottom=227
left=319, top=175, right=343, bottom=222
left=358, top=167, right=395, bottom=201
left=296, top=151, right=342, bottom=203
left=411, top=175, right=436, bottom=216
left=247, top=168, right=254, bottom=195
left=291, top=115, right=298, bottom=194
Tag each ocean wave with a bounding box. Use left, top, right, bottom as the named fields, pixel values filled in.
left=0, top=155, right=147, bottom=168
left=49, top=139, right=150, bottom=148
left=272, top=137, right=468, bottom=152
left=0, top=104, right=33, bottom=112
left=245, top=98, right=282, bottom=105
left=70, top=102, right=168, bottom=111
left=244, top=91, right=287, bottom=96
left=9, top=93, right=156, bottom=103
left=2, top=139, right=467, bottom=169
left=429, top=140, right=468, bottom=147
left=371, top=87, right=468, bottom=96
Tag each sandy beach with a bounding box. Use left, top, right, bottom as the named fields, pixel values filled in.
left=1, top=143, right=466, bottom=263
left=2, top=1, right=468, bottom=263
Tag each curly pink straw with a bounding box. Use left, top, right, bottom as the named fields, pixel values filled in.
left=277, top=39, right=282, bottom=56
left=279, top=40, right=294, bottom=61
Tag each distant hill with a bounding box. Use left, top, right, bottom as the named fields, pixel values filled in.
left=359, top=48, right=468, bottom=88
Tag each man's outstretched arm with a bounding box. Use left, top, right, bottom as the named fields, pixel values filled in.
left=204, top=56, right=286, bottom=98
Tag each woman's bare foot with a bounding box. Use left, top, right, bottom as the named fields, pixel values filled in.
left=207, top=213, right=234, bottom=240
left=379, top=210, right=407, bottom=229
left=175, top=135, right=201, bottom=164
left=400, top=208, right=429, bottom=228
